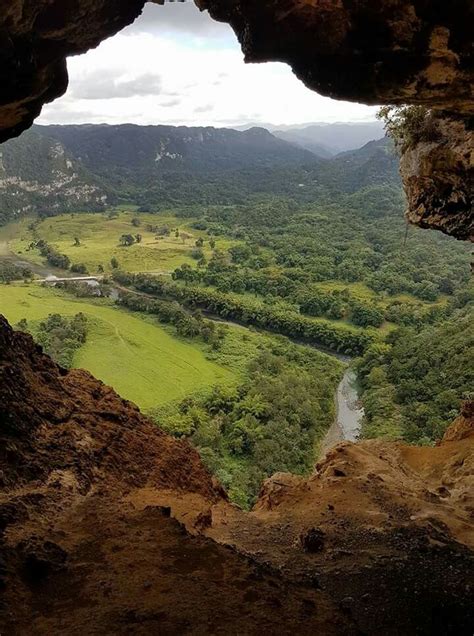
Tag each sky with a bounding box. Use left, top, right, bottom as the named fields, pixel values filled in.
left=38, top=2, right=379, bottom=129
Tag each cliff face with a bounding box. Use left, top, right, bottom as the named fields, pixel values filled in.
left=0, top=0, right=472, bottom=238
left=1, top=315, right=473, bottom=634
left=0, top=315, right=352, bottom=634
left=401, top=114, right=473, bottom=240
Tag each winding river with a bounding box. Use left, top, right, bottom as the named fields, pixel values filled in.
left=1, top=237, right=365, bottom=450
left=319, top=367, right=364, bottom=456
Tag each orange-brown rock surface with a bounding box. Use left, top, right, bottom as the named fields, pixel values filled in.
left=1, top=315, right=473, bottom=634
left=401, top=114, right=473, bottom=240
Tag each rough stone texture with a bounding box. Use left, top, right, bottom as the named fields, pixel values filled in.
left=0, top=0, right=146, bottom=142
left=1, top=314, right=473, bottom=633
left=197, top=1, right=474, bottom=113
left=401, top=114, right=473, bottom=240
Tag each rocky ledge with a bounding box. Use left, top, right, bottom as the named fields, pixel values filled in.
left=1, top=315, right=473, bottom=634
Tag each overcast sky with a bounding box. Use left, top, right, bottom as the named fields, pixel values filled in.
left=38, top=2, right=379, bottom=128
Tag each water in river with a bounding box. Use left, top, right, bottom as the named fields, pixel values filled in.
left=319, top=368, right=364, bottom=456
left=2, top=235, right=365, bottom=453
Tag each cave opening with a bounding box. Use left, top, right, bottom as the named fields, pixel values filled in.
left=0, top=1, right=472, bottom=634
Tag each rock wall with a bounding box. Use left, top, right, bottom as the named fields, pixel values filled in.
left=1, top=313, right=473, bottom=633
left=0, top=0, right=145, bottom=142
left=197, top=1, right=473, bottom=113
left=401, top=114, right=473, bottom=240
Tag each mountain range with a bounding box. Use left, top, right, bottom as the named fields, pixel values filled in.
left=233, top=121, right=385, bottom=156
left=0, top=123, right=398, bottom=225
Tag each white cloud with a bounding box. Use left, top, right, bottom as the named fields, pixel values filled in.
left=38, top=4, right=378, bottom=128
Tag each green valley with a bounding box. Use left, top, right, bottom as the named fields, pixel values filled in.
left=0, top=122, right=471, bottom=508
left=3, top=210, right=237, bottom=275
left=0, top=284, right=236, bottom=409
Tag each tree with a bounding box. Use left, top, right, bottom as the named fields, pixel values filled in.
left=120, top=234, right=135, bottom=247
left=195, top=237, right=204, bottom=248
left=377, top=105, right=439, bottom=153
left=209, top=238, right=216, bottom=249
left=74, top=237, right=81, bottom=247
left=191, top=247, right=204, bottom=260
left=70, top=263, right=89, bottom=274
left=110, top=257, right=119, bottom=269
left=229, top=244, right=252, bottom=264
left=131, top=217, right=141, bottom=227
left=135, top=233, right=142, bottom=243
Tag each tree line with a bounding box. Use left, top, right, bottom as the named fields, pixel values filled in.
left=117, top=290, right=226, bottom=347
left=113, top=271, right=372, bottom=355
left=16, top=313, right=88, bottom=368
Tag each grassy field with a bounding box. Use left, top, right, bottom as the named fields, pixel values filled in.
left=1, top=211, right=237, bottom=275
left=0, top=284, right=237, bottom=410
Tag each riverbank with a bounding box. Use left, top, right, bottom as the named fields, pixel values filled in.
left=319, top=368, right=364, bottom=457
left=1, top=241, right=365, bottom=453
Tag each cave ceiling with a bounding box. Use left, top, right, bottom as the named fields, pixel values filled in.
left=0, top=0, right=472, bottom=238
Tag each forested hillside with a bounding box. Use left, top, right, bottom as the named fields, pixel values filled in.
left=0, top=128, right=107, bottom=225
left=357, top=304, right=473, bottom=443
left=1, top=122, right=471, bottom=459
left=0, top=124, right=398, bottom=224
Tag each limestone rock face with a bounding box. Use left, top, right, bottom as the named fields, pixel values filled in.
left=401, top=115, right=474, bottom=240
left=197, top=0, right=473, bottom=113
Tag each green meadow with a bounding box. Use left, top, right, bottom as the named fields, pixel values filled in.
left=3, top=210, right=237, bottom=274
left=0, top=284, right=237, bottom=410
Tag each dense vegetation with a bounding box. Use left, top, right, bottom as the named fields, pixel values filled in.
left=357, top=299, right=473, bottom=444
left=114, top=271, right=372, bottom=355
left=377, top=106, right=439, bottom=153
left=152, top=340, right=342, bottom=508
left=0, top=262, right=33, bottom=283
left=190, top=188, right=469, bottom=302
left=17, top=313, right=88, bottom=368
left=117, top=290, right=227, bottom=347
left=35, top=239, right=71, bottom=270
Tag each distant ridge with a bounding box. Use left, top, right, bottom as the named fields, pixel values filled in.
left=233, top=121, right=385, bottom=155
left=0, top=123, right=398, bottom=225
